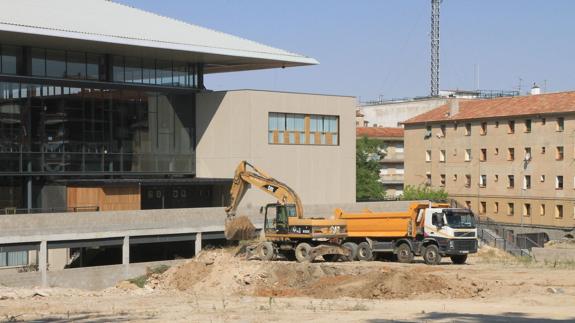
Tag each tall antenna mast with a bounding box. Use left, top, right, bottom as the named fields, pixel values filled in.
left=431, top=0, right=441, bottom=97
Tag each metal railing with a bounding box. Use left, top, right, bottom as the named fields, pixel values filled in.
left=1, top=206, right=99, bottom=215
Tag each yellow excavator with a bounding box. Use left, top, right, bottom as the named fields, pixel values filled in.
left=224, top=161, right=351, bottom=262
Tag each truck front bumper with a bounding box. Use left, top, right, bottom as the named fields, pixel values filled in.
left=440, top=239, right=478, bottom=255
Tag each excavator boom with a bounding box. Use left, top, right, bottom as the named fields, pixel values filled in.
left=224, top=161, right=304, bottom=240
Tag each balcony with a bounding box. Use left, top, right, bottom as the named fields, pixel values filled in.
left=380, top=152, right=404, bottom=163
left=380, top=173, right=404, bottom=184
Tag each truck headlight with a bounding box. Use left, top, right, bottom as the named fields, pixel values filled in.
left=449, top=240, right=454, bottom=249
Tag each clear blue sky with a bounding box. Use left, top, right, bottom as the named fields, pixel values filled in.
left=117, top=0, right=575, bottom=101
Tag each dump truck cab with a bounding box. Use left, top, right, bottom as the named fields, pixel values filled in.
left=419, top=207, right=478, bottom=259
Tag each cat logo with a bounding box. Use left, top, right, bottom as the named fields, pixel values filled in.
left=264, top=185, right=278, bottom=193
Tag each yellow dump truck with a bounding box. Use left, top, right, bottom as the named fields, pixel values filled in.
left=334, top=202, right=478, bottom=265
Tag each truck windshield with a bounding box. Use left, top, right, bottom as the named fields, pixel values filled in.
left=444, top=211, right=475, bottom=229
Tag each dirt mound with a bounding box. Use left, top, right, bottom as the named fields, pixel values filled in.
left=545, top=238, right=575, bottom=249
left=141, top=248, right=481, bottom=300
left=225, top=216, right=257, bottom=240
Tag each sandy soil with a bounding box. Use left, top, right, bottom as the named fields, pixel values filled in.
left=0, top=246, right=574, bottom=322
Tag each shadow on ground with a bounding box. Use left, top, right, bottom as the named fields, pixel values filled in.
left=368, top=312, right=575, bottom=323
left=3, top=312, right=153, bottom=323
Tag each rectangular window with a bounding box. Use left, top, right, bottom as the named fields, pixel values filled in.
left=86, top=53, right=104, bottom=81
left=556, top=176, right=564, bottom=190
left=465, top=201, right=472, bottom=209
left=426, top=150, right=432, bottom=162
left=465, top=149, right=471, bottom=161
left=508, top=175, right=515, bottom=188
left=440, top=124, right=446, bottom=137
left=525, top=119, right=532, bottom=133
left=0, top=251, right=28, bottom=267
left=480, top=174, right=486, bottom=188
left=268, top=112, right=338, bottom=146
left=494, top=202, right=499, bottom=214
left=1, top=45, right=21, bottom=74
left=480, top=122, right=487, bottom=135
left=480, top=201, right=486, bottom=214
left=142, top=58, right=156, bottom=85
left=555, top=205, right=563, bottom=219
left=523, top=203, right=531, bottom=217
left=507, top=148, right=515, bottom=161
left=508, top=203, right=515, bottom=216
left=540, top=204, right=546, bottom=216
left=66, top=51, right=86, bottom=79
left=508, top=120, right=515, bottom=134
left=124, top=56, right=143, bottom=83
left=440, top=174, right=446, bottom=186
left=494, top=174, right=499, bottom=182
left=523, top=175, right=531, bottom=189
left=30, top=48, right=46, bottom=76
left=540, top=175, right=546, bottom=182
left=112, top=55, right=125, bottom=82
left=156, top=60, right=173, bottom=85
left=425, top=174, right=432, bottom=186
left=557, top=117, right=564, bottom=132
left=494, top=148, right=499, bottom=156
left=465, top=123, right=471, bottom=136
left=46, top=49, right=66, bottom=78
left=556, top=146, right=564, bottom=160
left=541, top=146, right=546, bottom=154
left=465, top=175, right=471, bottom=188
left=480, top=148, right=487, bottom=162
left=524, top=147, right=531, bottom=161
left=439, top=150, right=446, bottom=162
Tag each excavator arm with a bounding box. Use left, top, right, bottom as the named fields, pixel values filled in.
left=224, top=161, right=304, bottom=240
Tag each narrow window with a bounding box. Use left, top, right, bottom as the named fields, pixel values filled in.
left=425, top=125, right=432, bottom=138
left=426, top=174, right=432, bottom=186
left=555, top=205, right=564, bottom=219
left=523, top=203, right=531, bottom=217
left=494, top=148, right=499, bottom=156
left=479, top=175, right=487, bottom=187
left=508, top=120, right=515, bottom=134
left=440, top=174, right=446, bottom=186
left=480, top=201, right=486, bottom=214
left=494, top=202, right=499, bottom=214
left=494, top=174, right=499, bottom=182
left=524, top=147, right=531, bottom=161
left=541, top=146, right=546, bottom=154
left=557, top=117, right=564, bottom=132
left=465, top=201, right=472, bottom=209
left=465, top=149, right=472, bottom=161
left=556, top=146, right=564, bottom=160
left=556, top=176, right=564, bottom=190
left=508, top=175, right=515, bottom=188
left=524, top=119, right=532, bottom=133
left=480, top=148, right=487, bottom=162
left=465, top=123, right=471, bottom=136
left=439, top=150, right=446, bottom=162
left=540, top=175, right=546, bottom=182
left=480, top=122, right=487, bottom=135
left=453, top=174, right=458, bottom=181
left=507, top=148, right=515, bottom=161
left=426, top=150, right=432, bottom=162
left=465, top=175, right=471, bottom=188
left=540, top=204, right=546, bottom=216
left=440, top=124, right=446, bottom=137
left=508, top=203, right=515, bottom=216
left=523, top=175, right=531, bottom=189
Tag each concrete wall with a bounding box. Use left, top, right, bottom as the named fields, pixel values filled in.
left=360, top=98, right=448, bottom=128
left=532, top=248, right=575, bottom=262
left=196, top=90, right=356, bottom=207
left=405, top=114, right=575, bottom=231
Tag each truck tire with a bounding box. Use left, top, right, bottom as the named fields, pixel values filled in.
left=295, top=242, right=312, bottom=263
left=342, top=242, right=359, bottom=261
left=257, top=241, right=276, bottom=261
left=357, top=242, right=373, bottom=261
left=423, top=244, right=442, bottom=265
left=450, top=254, right=468, bottom=265
left=396, top=243, right=414, bottom=263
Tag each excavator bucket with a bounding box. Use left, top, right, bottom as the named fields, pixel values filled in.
left=225, top=216, right=257, bottom=241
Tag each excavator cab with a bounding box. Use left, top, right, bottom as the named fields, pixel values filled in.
left=263, top=203, right=297, bottom=234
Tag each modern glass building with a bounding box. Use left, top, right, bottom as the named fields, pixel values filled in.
left=0, top=0, right=318, bottom=214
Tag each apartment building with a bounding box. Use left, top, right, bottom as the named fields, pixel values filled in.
left=356, top=127, right=404, bottom=197
left=403, top=91, right=575, bottom=237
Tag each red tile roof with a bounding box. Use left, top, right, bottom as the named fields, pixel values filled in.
left=356, top=127, right=404, bottom=138
left=403, top=91, right=575, bottom=124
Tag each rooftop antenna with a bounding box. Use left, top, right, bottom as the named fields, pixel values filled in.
left=430, top=0, right=441, bottom=97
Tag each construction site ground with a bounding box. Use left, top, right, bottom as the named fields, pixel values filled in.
left=1, top=245, right=574, bottom=322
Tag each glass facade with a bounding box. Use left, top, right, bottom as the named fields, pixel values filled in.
left=0, top=44, right=200, bottom=88
left=0, top=81, right=195, bottom=174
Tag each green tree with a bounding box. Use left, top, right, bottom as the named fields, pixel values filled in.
left=401, top=185, right=448, bottom=202
left=356, top=137, right=385, bottom=201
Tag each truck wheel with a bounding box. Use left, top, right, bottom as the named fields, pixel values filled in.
left=450, top=255, right=468, bottom=265
left=295, top=242, right=312, bottom=263
left=396, top=243, right=414, bottom=263
left=257, top=241, right=276, bottom=261
left=423, top=245, right=442, bottom=265
left=342, top=242, right=359, bottom=261
left=357, top=242, right=373, bottom=261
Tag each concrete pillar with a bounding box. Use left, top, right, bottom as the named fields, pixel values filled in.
left=195, top=232, right=202, bottom=256
left=122, top=236, right=130, bottom=265
left=39, top=240, right=47, bottom=287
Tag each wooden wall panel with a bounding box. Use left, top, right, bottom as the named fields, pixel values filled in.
left=67, top=186, right=141, bottom=211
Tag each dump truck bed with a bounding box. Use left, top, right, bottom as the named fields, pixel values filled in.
left=334, top=210, right=416, bottom=238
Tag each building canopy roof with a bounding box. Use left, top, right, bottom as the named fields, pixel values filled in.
left=403, top=91, right=575, bottom=125
left=357, top=127, right=404, bottom=139
left=0, top=0, right=318, bottom=73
